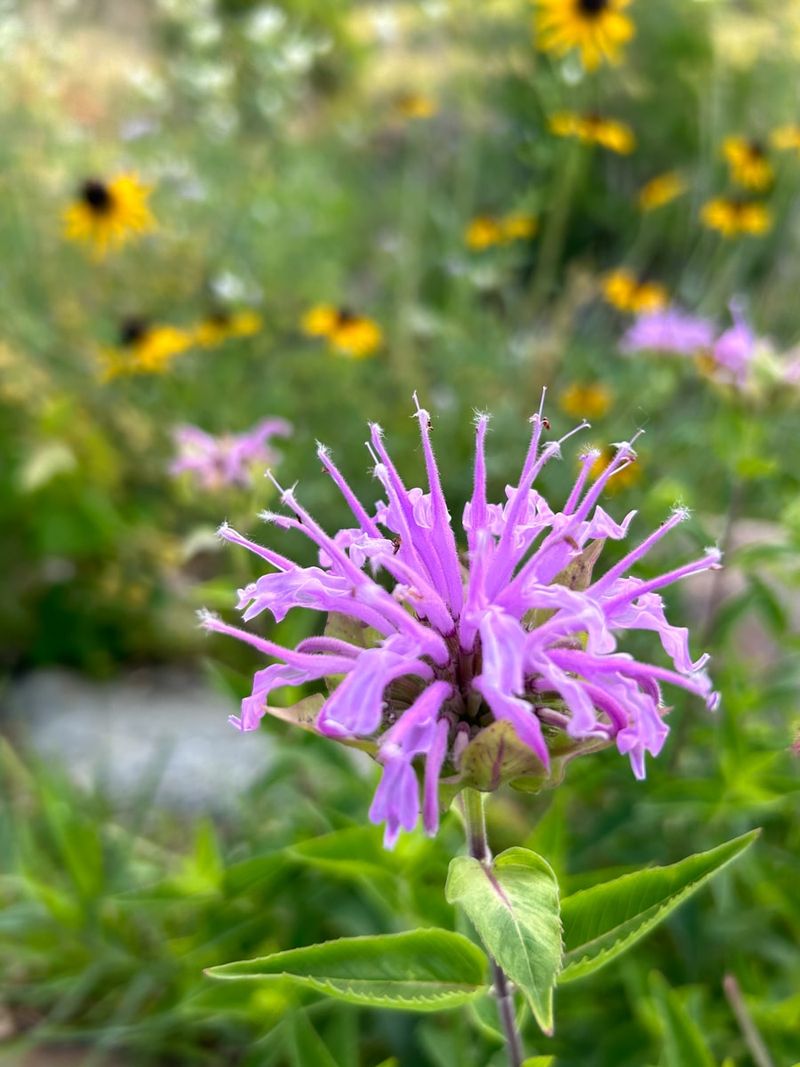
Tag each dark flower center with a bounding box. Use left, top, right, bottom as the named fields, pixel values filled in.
left=208, top=309, right=231, bottom=327
left=337, top=307, right=357, bottom=325
left=577, top=0, right=609, bottom=16
left=119, top=317, right=149, bottom=346
left=80, top=179, right=113, bottom=214
left=748, top=139, right=765, bottom=159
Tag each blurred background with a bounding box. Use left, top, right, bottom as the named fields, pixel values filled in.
left=0, top=1, right=798, bottom=1064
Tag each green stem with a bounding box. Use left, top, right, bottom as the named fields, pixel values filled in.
left=529, top=142, right=584, bottom=315
left=723, top=974, right=776, bottom=1067
left=460, top=789, right=525, bottom=1067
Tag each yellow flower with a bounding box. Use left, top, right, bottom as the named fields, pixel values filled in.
left=589, top=445, right=641, bottom=492
left=394, top=92, right=437, bottom=120
left=534, top=0, right=634, bottom=71
left=465, top=214, right=538, bottom=250
left=559, top=382, right=613, bottom=419
left=301, top=304, right=340, bottom=337
left=101, top=319, right=192, bottom=380
left=549, top=111, right=635, bottom=154
left=63, top=174, right=156, bottom=259
left=465, top=216, right=505, bottom=250
left=602, top=269, right=667, bottom=314
left=771, top=124, right=800, bottom=152
left=302, top=306, right=383, bottom=358
left=638, top=171, right=686, bottom=212
left=194, top=309, right=263, bottom=348
left=700, top=198, right=772, bottom=238
left=722, top=137, right=773, bottom=191
left=329, top=312, right=383, bottom=359
left=695, top=352, right=718, bottom=380
left=501, top=213, right=538, bottom=241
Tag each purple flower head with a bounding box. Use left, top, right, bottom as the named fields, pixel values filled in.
left=170, top=418, right=292, bottom=490
left=202, top=396, right=720, bottom=847
left=782, top=352, right=800, bottom=386
left=621, top=308, right=716, bottom=357
left=712, top=303, right=756, bottom=386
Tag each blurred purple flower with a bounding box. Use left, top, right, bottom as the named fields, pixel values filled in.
left=712, top=304, right=756, bottom=386
left=202, top=397, right=720, bottom=847
left=783, top=354, right=800, bottom=386
left=621, top=308, right=715, bottom=356
left=170, top=418, right=292, bottom=490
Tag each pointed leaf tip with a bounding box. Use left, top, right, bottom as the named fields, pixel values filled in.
left=560, top=830, right=759, bottom=983
left=446, top=846, right=562, bottom=1034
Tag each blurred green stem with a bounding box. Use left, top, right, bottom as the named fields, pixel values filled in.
left=460, top=789, right=525, bottom=1067
left=723, top=974, right=775, bottom=1067
left=701, top=475, right=744, bottom=641
left=530, top=143, right=583, bottom=314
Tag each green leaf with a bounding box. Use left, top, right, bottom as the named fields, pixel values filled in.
left=288, top=826, right=400, bottom=904
left=560, top=830, right=758, bottom=983
left=469, top=992, right=528, bottom=1044
left=206, top=929, right=487, bottom=1011
left=650, top=973, right=715, bottom=1067
left=445, top=847, right=562, bottom=1034
left=287, top=1011, right=342, bottom=1067
left=522, top=1059, right=555, bottom=1067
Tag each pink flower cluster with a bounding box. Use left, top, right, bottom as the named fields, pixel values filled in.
left=204, top=399, right=720, bottom=847
left=170, top=418, right=292, bottom=491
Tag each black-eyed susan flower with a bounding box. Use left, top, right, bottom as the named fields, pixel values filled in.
left=638, top=171, right=687, bottom=212
left=700, top=198, right=772, bottom=238
left=771, top=124, right=800, bottom=153
left=559, top=382, right=613, bottom=419
left=102, top=318, right=192, bottom=379
left=602, top=269, right=667, bottom=314
left=394, top=92, right=437, bottom=120
left=549, top=111, right=635, bottom=154
left=194, top=308, right=263, bottom=348
left=329, top=311, right=383, bottom=358
left=533, top=0, right=634, bottom=71
left=465, top=216, right=506, bottom=250
left=301, top=305, right=383, bottom=359
left=722, top=137, right=773, bottom=191
left=465, top=213, right=538, bottom=250
left=63, top=174, right=156, bottom=259
left=501, top=213, right=539, bottom=241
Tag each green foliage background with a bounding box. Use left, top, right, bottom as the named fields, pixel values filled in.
left=0, top=0, right=798, bottom=1064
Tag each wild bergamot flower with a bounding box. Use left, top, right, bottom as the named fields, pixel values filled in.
left=559, top=382, right=613, bottom=420
left=638, top=172, right=687, bottom=212
left=549, top=112, right=635, bottom=154
left=602, top=269, right=668, bottom=314
left=722, top=137, right=773, bottom=191
left=700, top=198, right=772, bottom=238
left=301, top=305, right=383, bottom=359
left=194, top=309, right=263, bottom=349
left=465, top=214, right=538, bottom=249
left=170, top=418, right=292, bottom=491
left=621, top=308, right=715, bottom=356
left=63, top=174, right=155, bottom=259
left=533, top=0, right=635, bottom=71
left=203, top=397, right=719, bottom=847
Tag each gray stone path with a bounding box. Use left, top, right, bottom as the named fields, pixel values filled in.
left=0, top=666, right=269, bottom=811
